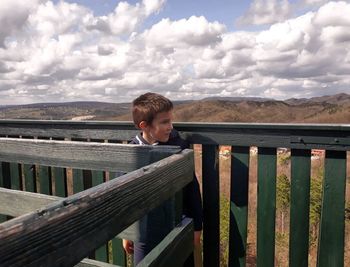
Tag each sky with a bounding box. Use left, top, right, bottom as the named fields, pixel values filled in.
left=0, top=0, right=349, bottom=105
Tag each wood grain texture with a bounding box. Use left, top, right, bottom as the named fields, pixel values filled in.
left=0, top=149, right=194, bottom=267
left=0, top=187, right=61, bottom=217
left=0, top=138, right=181, bottom=172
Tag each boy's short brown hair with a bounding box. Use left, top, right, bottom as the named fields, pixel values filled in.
left=132, top=92, right=173, bottom=128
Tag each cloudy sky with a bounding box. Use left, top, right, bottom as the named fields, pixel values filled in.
left=0, top=0, right=349, bottom=105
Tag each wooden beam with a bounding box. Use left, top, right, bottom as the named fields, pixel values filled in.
left=138, top=218, right=194, bottom=267
left=0, top=138, right=181, bottom=172
left=0, top=189, right=121, bottom=267
left=0, top=120, right=349, bottom=150
left=0, top=149, right=194, bottom=267
left=0, top=188, right=61, bottom=217
left=0, top=120, right=137, bottom=140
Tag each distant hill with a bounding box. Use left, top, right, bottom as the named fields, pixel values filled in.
left=1, top=93, right=349, bottom=123
left=0, top=101, right=131, bottom=120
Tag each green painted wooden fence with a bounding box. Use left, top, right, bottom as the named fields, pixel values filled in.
left=0, top=120, right=349, bottom=267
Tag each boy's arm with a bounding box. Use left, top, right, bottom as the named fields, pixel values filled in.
left=122, top=239, right=134, bottom=254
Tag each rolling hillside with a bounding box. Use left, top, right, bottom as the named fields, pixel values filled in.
left=1, top=93, right=349, bottom=123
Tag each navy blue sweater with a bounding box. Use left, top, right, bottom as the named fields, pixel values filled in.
left=130, top=129, right=203, bottom=231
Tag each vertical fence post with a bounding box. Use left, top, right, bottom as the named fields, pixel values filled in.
left=317, top=150, right=346, bottom=267
left=38, top=166, right=51, bottom=195
left=110, top=171, right=127, bottom=267
left=289, top=149, right=311, bottom=267
left=91, top=170, right=109, bottom=263
left=23, top=164, right=36, bottom=192
left=229, top=146, right=250, bottom=267
left=257, top=147, right=277, bottom=267
left=53, top=167, right=67, bottom=197
left=10, top=163, right=21, bottom=190
left=202, top=145, right=220, bottom=267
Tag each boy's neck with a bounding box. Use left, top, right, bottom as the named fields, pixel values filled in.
left=142, top=131, right=157, bottom=145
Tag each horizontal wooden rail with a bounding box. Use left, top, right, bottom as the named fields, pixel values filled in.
left=0, top=120, right=349, bottom=150
left=0, top=138, right=181, bottom=172
left=0, top=149, right=194, bottom=267
left=0, top=187, right=192, bottom=267
left=0, top=187, right=61, bottom=217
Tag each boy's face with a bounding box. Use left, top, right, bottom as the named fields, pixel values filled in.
left=142, top=110, right=173, bottom=144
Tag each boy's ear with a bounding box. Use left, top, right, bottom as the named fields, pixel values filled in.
left=138, top=121, right=148, bottom=130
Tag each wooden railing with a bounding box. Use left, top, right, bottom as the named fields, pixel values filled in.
left=0, top=120, right=349, bottom=267
left=0, top=135, right=194, bottom=267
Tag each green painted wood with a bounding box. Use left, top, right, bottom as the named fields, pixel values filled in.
left=95, top=246, right=108, bottom=263
left=257, top=147, right=277, bottom=267
left=111, top=238, right=125, bottom=266
left=10, top=163, right=21, bottom=190
left=92, top=170, right=109, bottom=263
left=108, top=172, right=127, bottom=267
left=73, top=169, right=84, bottom=194
left=0, top=162, right=11, bottom=188
left=138, top=218, right=193, bottom=267
left=23, top=164, right=36, bottom=192
left=289, top=149, right=311, bottom=267
left=38, top=166, right=51, bottom=195
left=202, top=145, right=220, bottom=267
left=53, top=167, right=67, bottom=197
left=317, top=150, right=346, bottom=267
left=229, top=146, right=249, bottom=267
left=92, top=170, right=104, bottom=186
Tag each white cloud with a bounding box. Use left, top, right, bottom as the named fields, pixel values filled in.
left=143, top=16, right=225, bottom=48
left=237, top=0, right=291, bottom=26
left=0, top=0, right=43, bottom=47
left=84, top=0, right=166, bottom=35
left=0, top=0, right=350, bottom=104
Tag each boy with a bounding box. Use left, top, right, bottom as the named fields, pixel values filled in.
left=123, top=92, right=203, bottom=265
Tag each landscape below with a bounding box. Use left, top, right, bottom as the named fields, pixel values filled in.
left=1, top=93, right=349, bottom=123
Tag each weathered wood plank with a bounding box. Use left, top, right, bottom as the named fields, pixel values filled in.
left=0, top=138, right=181, bottom=172
left=0, top=149, right=194, bottom=267
left=0, top=120, right=137, bottom=140
left=0, top=187, right=61, bottom=217
left=138, top=218, right=193, bottom=267
left=0, top=120, right=349, bottom=150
